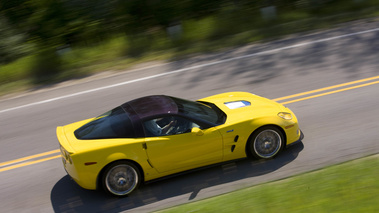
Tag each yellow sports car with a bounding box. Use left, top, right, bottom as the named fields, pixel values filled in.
left=56, top=92, right=303, bottom=196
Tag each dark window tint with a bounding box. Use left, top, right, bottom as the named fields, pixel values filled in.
left=170, top=97, right=226, bottom=125
left=143, top=116, right=200, bottom=137
left=75, top=107, right=135, bottom=139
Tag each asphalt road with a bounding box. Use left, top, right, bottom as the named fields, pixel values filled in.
left=1, top=19, right=379, bottom=212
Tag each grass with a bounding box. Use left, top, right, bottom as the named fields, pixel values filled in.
left=159, top=154, right=379, bottom=213
left=1, top=1, right=379, bottom=97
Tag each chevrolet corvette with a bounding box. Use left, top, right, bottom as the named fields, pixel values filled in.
left=56, top=92, right=303, bottom=196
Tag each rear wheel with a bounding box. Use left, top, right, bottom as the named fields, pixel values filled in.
left=102, top=161, right=141, bottom=196
left=248, top=126, right=284, bottom=159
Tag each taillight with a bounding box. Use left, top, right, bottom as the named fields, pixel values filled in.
left=60, top=146, right=72, bottom=164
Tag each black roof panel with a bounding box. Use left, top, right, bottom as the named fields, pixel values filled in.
left=122, top=95, right=178, bottom=119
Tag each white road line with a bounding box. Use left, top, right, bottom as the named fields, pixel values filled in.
left=1, top=27, right=379, bottom=114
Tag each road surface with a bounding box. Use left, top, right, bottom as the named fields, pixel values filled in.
left=1, top=19, right=379, bottom=212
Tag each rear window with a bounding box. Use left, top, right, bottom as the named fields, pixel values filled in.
left=74, top=107, right=135, bottom=139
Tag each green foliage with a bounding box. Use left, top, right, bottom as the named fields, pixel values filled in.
left=182, top=17, right=216, bottom=41
left=60, top=36, right=126, bottom=70
left=0, top=55, right=33, bottom=84
left=1, top=0, right=379, bottom=92
left=30, top=48, right=62, bottom=83
left=0, top=16, right=29, bottom=63
left=160, top=155, right=379, bottom=213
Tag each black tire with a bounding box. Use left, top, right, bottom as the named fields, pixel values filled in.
left=247, top=126, right=284, bottom=159
left=102, top=161, right=141, bottom=196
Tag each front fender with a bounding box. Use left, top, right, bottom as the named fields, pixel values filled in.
left=247, top=115, right=299, bottom=145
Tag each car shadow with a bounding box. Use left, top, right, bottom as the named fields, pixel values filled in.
left=51, top=142, right=303, bottom=212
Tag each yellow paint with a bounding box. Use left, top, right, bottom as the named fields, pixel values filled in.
left=274, top=75, right=379, bottom=102
left=0, top=155, right=60, bottom=172
left=2, top=75, right=379, bottom=174
left=280, top=80, right=379, bottom=105
left=0, top=149, right=60, bottom=167
left=54, top=91, right=301, bottom=189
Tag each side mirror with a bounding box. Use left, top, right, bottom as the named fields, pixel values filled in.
left=191, top=127, right=204, bottom=136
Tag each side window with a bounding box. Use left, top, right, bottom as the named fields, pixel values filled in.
left=143, top=116, right=200, bottom=137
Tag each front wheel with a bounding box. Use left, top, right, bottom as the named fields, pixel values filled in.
left=248, top=126, right=284, bottom=159
left=102, top=161, right=141, bottom=196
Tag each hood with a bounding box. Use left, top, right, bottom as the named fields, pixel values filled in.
left=199, top=92, right=283, bottom=123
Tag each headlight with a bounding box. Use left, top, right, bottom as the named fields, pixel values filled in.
left=278, top=112, right=292, bottom=120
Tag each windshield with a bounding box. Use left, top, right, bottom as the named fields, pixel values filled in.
left=170, top=97, right=226, bottom=125
left=74, top=107, right=135, bottom=139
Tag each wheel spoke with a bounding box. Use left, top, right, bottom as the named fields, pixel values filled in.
left=253, top=129, right=282, bottom=158
left=105, top=164, right=139, bottom=196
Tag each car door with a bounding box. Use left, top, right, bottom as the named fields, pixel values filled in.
left=143, top=116, right=223, bottom=173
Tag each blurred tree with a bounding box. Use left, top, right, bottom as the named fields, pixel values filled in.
left=0, top=15, right=29, bottom=64
left=186, top=0, right=223, bottom=17
left=1, top=0, right=66, bottom=77
left=0, top=0, right=361, bottom=76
